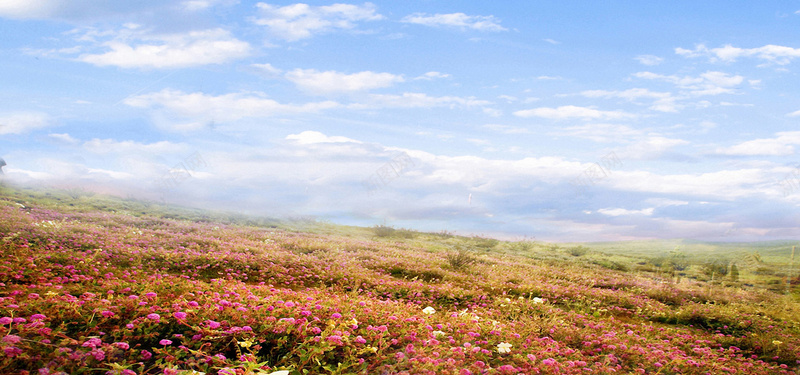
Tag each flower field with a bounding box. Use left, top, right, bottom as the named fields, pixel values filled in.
left=1, top=186, right=799, bottom=374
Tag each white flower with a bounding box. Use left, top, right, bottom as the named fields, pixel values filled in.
left=497, top=342, right=512, bottom=354
left=532, top=297, right=544, bottom=304
left=432, top=330, right=446, bottom=338
left=422, top=306, right=436, bottom=315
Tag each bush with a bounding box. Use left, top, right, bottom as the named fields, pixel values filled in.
left=446, top=248, right=477, bottom=270
left=566, top=246, right=588, bottom=257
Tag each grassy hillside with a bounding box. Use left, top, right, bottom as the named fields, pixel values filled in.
left=0, top=184, right=799, bottom=374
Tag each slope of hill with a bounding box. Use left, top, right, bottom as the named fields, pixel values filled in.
left=0, top=184, right=798, bottom=374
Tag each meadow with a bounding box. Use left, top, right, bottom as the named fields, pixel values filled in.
left=0, top=184, right=798, bottom=374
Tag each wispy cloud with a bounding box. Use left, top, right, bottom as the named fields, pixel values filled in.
left=676, top=43, right=800, bottom=65
left=83, top=138, right=188, bottom=155
left=124, top=89, right=339, bottom=129
left=401, top=12, right=507, bottom=32
left=355, top=92, right=491, bottom=109
left=286, top=131, right=362, bottom=145
left=254, top=2, right=384, bottom=41
left=75, top=27, right=251, bottom=69
left=414, top=71, right=451, bottom=80
left=714, top=131, right=800, bottom=156
left=598, top=207, right=655, bottom=216
left=285, top=69, right=404, bottom=94
left=633, top=71, right=745, bottom=96
left=555, top=124, right=642, bottom=143
left=513, top=105, right=635, bottom=120
left=0, top=112, right=55, bottom=135
left=483, top=124, right=530, bottom=134
left=581, top=88, right=678, bottom=112
left=635, top=54, right=663, bottom=66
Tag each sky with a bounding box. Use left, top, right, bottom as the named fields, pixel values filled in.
left=2, top=1, right=800, bottom=242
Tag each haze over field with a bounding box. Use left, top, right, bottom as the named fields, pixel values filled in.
left=1, top=1, right=800, bottom=241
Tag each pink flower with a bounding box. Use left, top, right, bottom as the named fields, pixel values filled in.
left=146, top=313, right=160, bottom=321
left=145, top=292, right=157, bottom=298
left=82, top=338, right=102, bottom=348
left=159, top=339, right=173, bottom=346
left=331, top=313, right=342, bottom=319
left=0, top=317, right=11, bottom=324
left=4, top=346, right=22, bottom=358
left=543, top=358, right=558, bottom=366
left=113, top=342, right=130, bottom=350
left=101, top=310, right=115, bottom=318
left=354, top=336, right=367, bottom=344
left=31, top=314, right=46, bottom=321
left=497, top=365, right=516, bottom=374
left=206, top=320, right=221, bottom=329
left=2, top=335, right=21, bottom=344
left=90, top=348, right=105, bottom=361
left=173, top=311, right=187, bottom=320
left=140, top=350, right=152, bottom=360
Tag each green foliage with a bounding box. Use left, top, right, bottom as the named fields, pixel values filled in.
left=469, top=235, right=499, bottom=250
left=566, top=246, right=589, bottom=257
left=701, top=259, right=730, bottom=278
left=371, top=224, right=415, bottom=239
left=445, top=248, right=477, bottom=270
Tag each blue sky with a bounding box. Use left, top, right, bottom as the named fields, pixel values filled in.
left=2, top=1, right=800, bottom=241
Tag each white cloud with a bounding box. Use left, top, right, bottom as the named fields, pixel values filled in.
left=357, top=92, right=491, bottom=109
left=0, top=0, right=63, bottom=18
left=513, top=105, right=635, bottom=120
left=124, top=89, right=340, bottom=124
left=618, top=136, right=690, bottom=159
left=543, top=38, right=560, bottom=45
left=83, top=139, right=187, bottom=155
left=78, top=28, right=250, bottom=68
left=598, top=207, right=655, bottom=216
left=610, top=168, right=767, bottom=200
left=251, top=63, right=283, bottom=78
left=787, top=109, right=800, bottom=117
left=181, top=0, right=234, bottom=11
left=633, top=71, right=744, bottom=96
left=0, top=112, right=54, bottom=135
left=581, top=88, right=678, bottom=112
left=635, top=55, right=663, bottom=66
left=285, top=69, right=404, bottom=94
left=414, top=71, right=451, bottom=80
left=482, top=124, right=529, bottom=134
left=401, top=12, right=507, bottom=32
left=714, top=131, right=800, bottom=156
left=286, top=131, right=361, bottom=145
left=644, top=198, right=689, bottom=207
left=676, top=43, right=800, bottom=65
left=48, top=133, right=80, bottom=144
left=254, top=2, right=384, bottom=41
left=556, top=124, right=642, bottom=143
